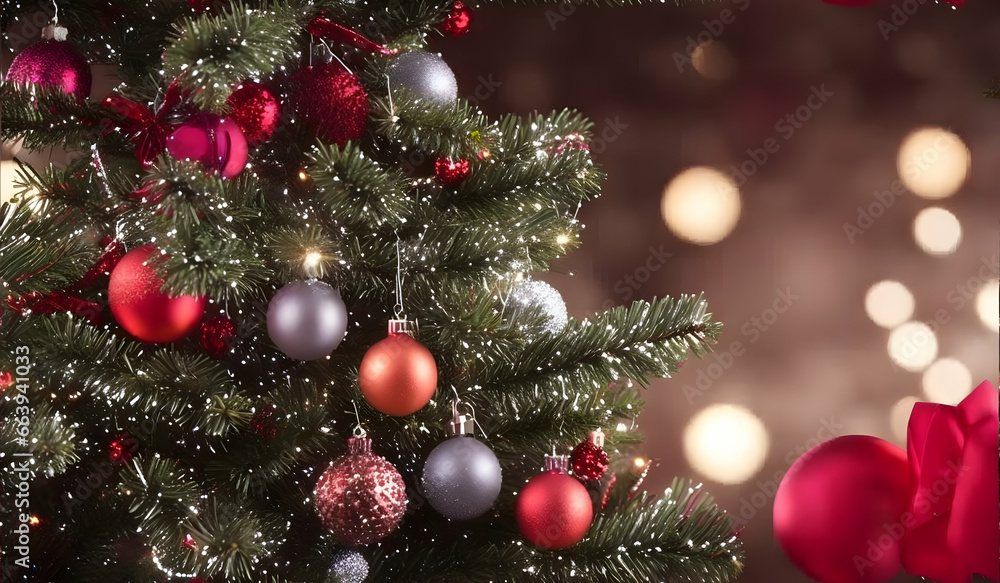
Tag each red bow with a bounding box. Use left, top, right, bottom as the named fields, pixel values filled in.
left=902, top=381, right=999, bottom=583
left=102, top=80, right=185, bottom=167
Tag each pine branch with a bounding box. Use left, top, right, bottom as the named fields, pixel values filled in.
left=162, top=2, right=305, bottom=112
left=0, top=83, right=119, bottom=150
left=369, top=89, right=490, bottom=160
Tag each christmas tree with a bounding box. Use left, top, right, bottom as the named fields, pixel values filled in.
left=0, top=2, right=744, bottom=582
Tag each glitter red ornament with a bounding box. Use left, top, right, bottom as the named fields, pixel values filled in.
left=434, top=157, right=470, bottom=187
left=516, top=454, right=593, bottom=549
left=199, top=315, right=236, bottom=358
left=227, top=82, right=281, bottom=145
left=108, top=245, right=207, bottom=343
left=251, top=404, right=280, bottom=439
left=0, top=371, right=13, bottom=393
left=290, top=63, right=369, bottom=146
left=570, top=429, right=609, bottom=483
left=440, top=2, right=474, bottom=37
left=8, top=30, right=92, bottom=103
left=314, top=436, right=407, bottom=546
left=358, top=320, right=438, bottom=417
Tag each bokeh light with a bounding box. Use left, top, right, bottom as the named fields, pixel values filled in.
left=890, top=396, right=920, bottom=443
left=913, top=207, right=962, bottom=255
left=887, top=321, right=938, bottom=372
left=1, top=160, right=21, bottom=205
left=691, top=42, right=736, bottom=80
left=864, top=280, right=915, bottom=328
left=661, top=167, right=741, bottom=245
left=922, top=358, right=972, bottom=405
left=976, top=280, right=999, bottom=333
left=896, top=127, right=970, bottom=199
left=683, top=404, right=768, bottom=485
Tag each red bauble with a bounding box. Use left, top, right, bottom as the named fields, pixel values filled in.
left=517, top=459, right=593, bottom=549
left=108, top=432, right=136, bottom=465
left=570, top=440, right=608, bottom=483
left=166, top=114, right=248, bottom=179
left=199, top=315, right=236, bottom=358
left=314, top=436, right=407, bottom=545
left=434, top=157, right=470, bottom=186
left=8, top=39, right=92, bottom=103
left=290, top=63, right=369, bottom=146
left=440, top=1, right=474, bottom=37
left=227, top=82, right=281, bottom=145
left=359, top=330, right=437, bottom=417
left=108, top=245, right=207, bottom=343
left=251, top=404, right=281, bottom=440
left=0, top=371, right=13, bottom=393
left=774, top=435, right=910, bottom=583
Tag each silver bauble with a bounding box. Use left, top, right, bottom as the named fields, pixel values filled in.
left=422, top=436, right=502, bottom=520
left=266, top=280, right=348, bottom=360
left=387, top=50, right=458, bottom=105
left=506, top=280, right=568, bottom=336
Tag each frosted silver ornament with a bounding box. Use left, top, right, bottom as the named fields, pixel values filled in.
left=387, top=50, right=458, bottom=105
left=422, top=403, right=502, bottom=520
left=267, top=280, right=348, bottom=360
left=329, top=549, right=368, bottom=583
left=506, top=279, right=568, bottom=336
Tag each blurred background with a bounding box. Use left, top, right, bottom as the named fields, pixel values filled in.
left=3, top=1, right=999, bottom=581
left=440, top=2, right=999, bottom=582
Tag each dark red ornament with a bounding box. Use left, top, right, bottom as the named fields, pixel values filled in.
left=570, top=429, right=609, bottom=483
left=199, top=315, right=236, bottom=358
left=183, top=534, right=198, bottom=550
left=516, top=455, right=593, bottom=549
left=108, top=245, right=207, bottom=343
left=251, top=404, right=280, bottom=440
left=440, top=2, right=474, bottom=37
left=227, top=82, right=281, bottom=145
left=290, top=63, right=369, bottom=147
left=600, top=471, right=617, bottom=510
left=0, top=371, right=13, bottom=393
left=8, top=38, right=92, bottom=103
left=434, top=157, right=470, bottom=187
left=109, top=432, right=136, bottom=465
left=314, top=436, right=407, bottom=546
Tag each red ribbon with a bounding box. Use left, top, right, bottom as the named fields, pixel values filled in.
left=901, top=381, right=999, bottom=583
left=102, top=79, right=185, bottom=167
left=72, top=237, right=126, bottom=290
left=7, top=291, right=102, bottom=326
left=307, top=16, right=398, bottom=55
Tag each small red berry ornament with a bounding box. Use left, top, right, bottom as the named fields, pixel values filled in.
left=108, top=432, right=136, bottom=465
left=199, top=315, right=237, bottom=358
left=440, top=2, right=474, bottom=37
left=314, top=435, right=407, bottom=545
left=434, top=157, right=470, bottom=187
left=226, top=82, right=281, bottom=145
left=359, top=320, right=438, bottom=417
left=570, top=429, right=609, bottom=483
left=108, top=245, right=207, bottom=343
left=516, top=454, right=593, bottom=549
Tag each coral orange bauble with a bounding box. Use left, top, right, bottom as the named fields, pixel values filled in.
left=108, top=245, right=206, bottom=343
left=358, top=332, right=437, bottom=416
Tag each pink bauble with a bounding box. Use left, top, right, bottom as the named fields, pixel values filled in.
left=774, top=435, right=911, bottom=583
left=166, top=114, right=248, bottom=179
left=8, top=39, right=92, bottom=103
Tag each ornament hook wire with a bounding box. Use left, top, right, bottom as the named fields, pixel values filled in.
left=351, top=401, right=366, bottom=437
left=393, top=234, right=405, bottom=320
left=51, top=1, right=58, bottom=26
